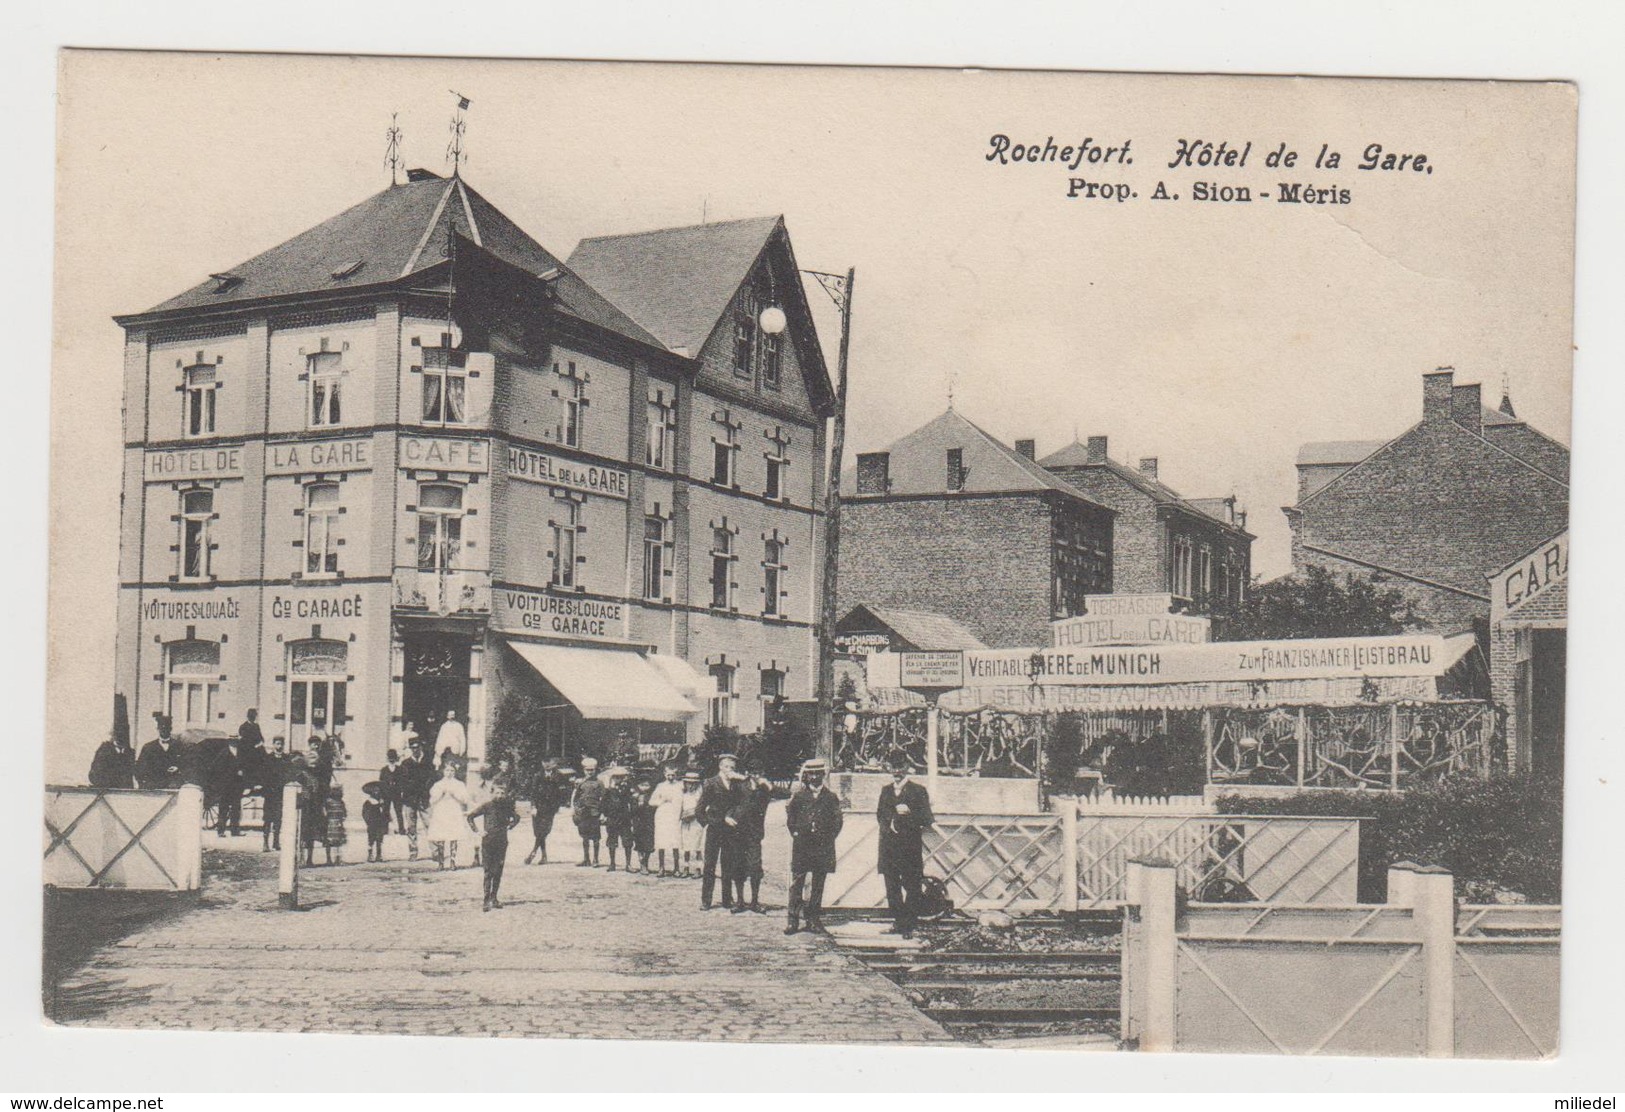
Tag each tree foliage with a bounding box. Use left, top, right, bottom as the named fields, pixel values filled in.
left=1216, top=565, right=1420, bottom=642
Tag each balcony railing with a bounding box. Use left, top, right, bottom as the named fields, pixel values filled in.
left=392, top=567, right=492, bottom=616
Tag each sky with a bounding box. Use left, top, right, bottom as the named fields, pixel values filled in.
left=49, top=52, right=1575, bottom=774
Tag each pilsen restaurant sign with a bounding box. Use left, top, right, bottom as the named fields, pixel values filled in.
left=506, top=447, right=630, bottom=500
left=869, top=634, right=1448, bottom=690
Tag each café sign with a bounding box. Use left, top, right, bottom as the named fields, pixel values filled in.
left=145, top=445, right=243, bottom=482
left=506, top=447, right=630, bottom=500
left=495, top=588, right=625, bottom=641
left=399, top=437, right=489, bottom=472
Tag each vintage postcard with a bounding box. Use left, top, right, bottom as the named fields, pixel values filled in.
left=45, top=51, right=1574, bottom=1057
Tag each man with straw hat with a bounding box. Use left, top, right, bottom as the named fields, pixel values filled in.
left=784, top=758, right=842, bottom=935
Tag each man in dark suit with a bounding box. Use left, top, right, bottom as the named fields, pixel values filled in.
left=88, top=733, right=136, bottom=790
left=135, top=715, right=187, bottom=789
left=696, top=752, right=743, bottom=910
left=784, top=758, right=843, bottom=935
left=258, top=736, right=288, bottom=852
left=237, top=708, right=265, bottom=753
left=209, top=736, right=250, bottom=835
left=379, top=748, right=406, bottom=834
left=876, top=753, right=935, bottom=938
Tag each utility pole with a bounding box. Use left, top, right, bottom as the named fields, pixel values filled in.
left=816, top=267, right=855, bottom=763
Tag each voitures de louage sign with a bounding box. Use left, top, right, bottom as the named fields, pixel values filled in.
left=494, top=587, right=626, bottom=640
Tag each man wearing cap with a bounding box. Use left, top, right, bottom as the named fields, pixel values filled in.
left=784, top=758, right=842, bottom=934
left=398, top=739, right=433, bottom=860
left=877, top=754, right=935, bottom=939
left=525, top=759, right=566, bottom=866
left=697, top=753, right=744, bottom=909
left=571, top=757, right=605, bottom=867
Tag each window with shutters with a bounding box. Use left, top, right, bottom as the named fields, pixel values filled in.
left=304, top=482, right=341, bottom=576
left=182, top=361, right=218, bottom=438
left=179, top=488, right=214, bottom=580
left=416, top=483, right=463, bottom=573
left=550, top=499, right=580, bottom=589
left=308, top=349, right=343, bottom=427
left=642, top=515, right=667, bottom=601
left=762, top=538, right=785, bottom=617
left=710, top=527, right=734, bottom=609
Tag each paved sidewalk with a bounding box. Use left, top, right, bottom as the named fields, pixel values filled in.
left=51, top=812, right=949, bottom=1045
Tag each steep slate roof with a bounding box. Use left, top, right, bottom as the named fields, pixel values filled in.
left=566, top=215, right=784, bottom=355
left=845, top=604, right=989, bottom=651
left=132, top=172, right=661, bottom=348
left=1039, top=439, right=1245, bottom=532
left=862, top=409, right=1109, bottom=506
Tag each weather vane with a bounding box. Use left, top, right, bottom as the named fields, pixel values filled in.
left=447, top=91, right=472, bottom=175
left=384, top=112, right=404, bottom=185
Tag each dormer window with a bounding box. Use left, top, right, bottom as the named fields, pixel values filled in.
left=733, top=289, right=757, bottom=378
left=947, top=448, right=966, bottom=492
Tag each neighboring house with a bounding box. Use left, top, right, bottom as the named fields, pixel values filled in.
left=839, top=408, right=1114, bottom=649
left=112, top=167, right=834, bottom=779
left=1285, top=368, right=1570, bottom=636
left=1039, top=436, right=1253, bottom=618
left=834, top=603, right=990, bottom=656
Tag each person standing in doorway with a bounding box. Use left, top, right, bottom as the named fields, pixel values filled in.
left=468, top=765, right=521, bottom=911
left=571, top=757, right=605, bottom=867
left=437, top=708, right=467, bottom=760
left=697, top=753, right=743, bottom=909
left=876, top=753, right=935, bottom=939
left=785, top=759, right=842, bottom=935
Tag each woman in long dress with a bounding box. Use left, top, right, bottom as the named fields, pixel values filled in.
left=427, top=761, right=473, bottom=869
left=648, top=765, right=685, bottom=876
left=677, top=770, right=704, bottom=878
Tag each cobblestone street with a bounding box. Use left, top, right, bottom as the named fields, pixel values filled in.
left=50, top=810, right=950, bottom=1045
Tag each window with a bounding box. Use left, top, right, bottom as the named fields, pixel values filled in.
left=183, top=362, right=217, bottom=438
left=416, top=483, right=463, bottom=572
left=1171, top=536, right=1194, bottom=598
left=180, top=488, right=213, bottom=579
left=760, top=668, right=785, bottom=702
left=550, top=499, right=579, bottom=589
left=646, top=387, right=677, bottom=470
left=288, top=639, right=348, bottom=748
left=761, top=332, right=781, bottom=390
left=764, top=456, right=786, bottom=501
left=1052, top=506, right=1109, bottom=618
left=1198, top=546, right=1214, bottom=602
left=556, top=364, right=585, bottom=447
left=308, top=350, right=343, bottom=427
left=304, top=483, right=340, bottom=576
left=642, top=516, right=666, bottom=601
left=709, top=664, right=736, bottom=728
left=947, top=448, right=966, bottom=492
left=710, top=527, right=734, bottom=609
left=166, top=640, right=220, bottom=729
left=762, top=538, right=785, bottom=617
left=422, top=346, right=467, bottom=424
left=733, top=289, right=757, bottom=378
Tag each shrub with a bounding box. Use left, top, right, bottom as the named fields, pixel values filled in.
left=1215, top=773, right=1563, bottom=902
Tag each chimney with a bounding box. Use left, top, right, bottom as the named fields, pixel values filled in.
left=1014, top=438, right=1036, bottom=460
left=1086, top=435, right=1109, bottom=464
left=1139, top=457, right=1159, bottom=480
left=1237, top=509, right=1248, bottom=531
left=855, top=451, right=890, bottom=495
left=405, top=167, right=442, bottom=182
left=1451, top=382, right=1483, bottom=437
left=1422, top=368, right=1455, bottom=423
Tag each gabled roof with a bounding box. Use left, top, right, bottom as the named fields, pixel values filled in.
left=1040, top=439, right=1246, bottom=533
left=861, top=409, right=1111, bottom=507
left=567, top=215, right=785, bottom=355
left=127, top=172, right=662, bottom=348
left=841, top=604, right=988, bottom=652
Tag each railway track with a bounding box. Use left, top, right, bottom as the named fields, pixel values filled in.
left=844, top=938, right=1123, bottom=1045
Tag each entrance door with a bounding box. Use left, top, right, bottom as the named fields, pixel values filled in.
left=402, top=636, right=472, bottom=751
left=1530, top=629, right=1567, bottom=777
